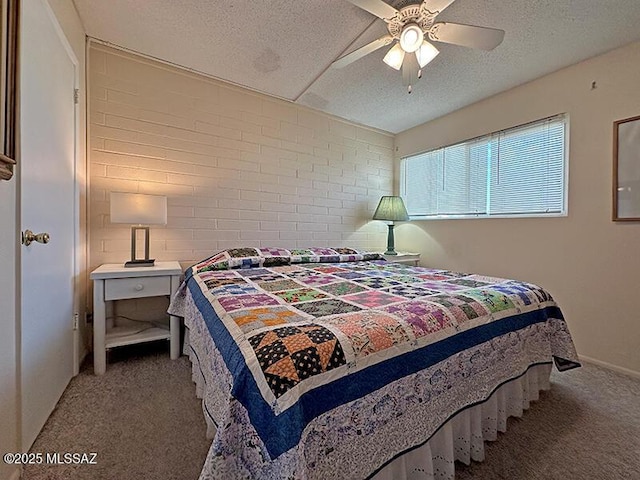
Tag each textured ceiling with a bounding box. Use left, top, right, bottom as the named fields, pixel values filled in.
left=73, top=0, right=640, bottom=134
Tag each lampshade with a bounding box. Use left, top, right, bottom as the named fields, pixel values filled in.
left=110, top=192, right=167, bottom=225
left=373, top=196, right=409, bottom=221
left=416, top=41, right=439, bottom=68
left=383, top=44, right=405, bottom=70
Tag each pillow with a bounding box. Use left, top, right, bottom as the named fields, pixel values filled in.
left=188, top=247, right=382, bottom=276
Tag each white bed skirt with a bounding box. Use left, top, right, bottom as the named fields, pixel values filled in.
left=185, top=330, right=552, bottom=480
left=374, top=363, right=552, bottom=480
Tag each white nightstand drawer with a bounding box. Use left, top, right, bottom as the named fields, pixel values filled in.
left=105, top=276, right=170, bottom=301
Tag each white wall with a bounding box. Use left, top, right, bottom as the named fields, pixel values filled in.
left=0, top=2, right=85, bottom=477
left=88, top=43, right=393, bottom=273
left=395, top=41, right=640, bottom=375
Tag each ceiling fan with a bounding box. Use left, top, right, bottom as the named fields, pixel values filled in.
left=333, top=0, right=505, bottom=92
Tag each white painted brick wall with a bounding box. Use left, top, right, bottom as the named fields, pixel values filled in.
left=89, top=44, right=393, bottom=272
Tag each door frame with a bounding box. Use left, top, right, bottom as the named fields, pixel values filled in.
left=40, top=0, right=83, bottom=375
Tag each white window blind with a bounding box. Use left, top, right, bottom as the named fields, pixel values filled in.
left=401, top=114, right=567, bottom=219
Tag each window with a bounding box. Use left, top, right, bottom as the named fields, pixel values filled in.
left=401, top=114, right=568, bottom=219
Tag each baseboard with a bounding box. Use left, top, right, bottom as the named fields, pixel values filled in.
left=579, top=355, right=640, bottom=380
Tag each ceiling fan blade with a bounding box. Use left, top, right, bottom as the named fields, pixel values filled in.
left=332, top=35, right=394, bottom=69
left=346, top=0, right=398, bottom=20
left=421, top=0, right=457, bottom=15
left=428, top=22, right=505, bottom=50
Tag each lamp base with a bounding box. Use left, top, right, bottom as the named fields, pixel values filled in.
left=124, top=259, right=155, bottom=268
left=384, top=224, right=397, bottom=256
left=127, top=226, right=154, bottom=267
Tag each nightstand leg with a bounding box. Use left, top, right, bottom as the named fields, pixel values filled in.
left=170, top=315, right=179, bottom=359
left=93, top=279, right=107, bottom=375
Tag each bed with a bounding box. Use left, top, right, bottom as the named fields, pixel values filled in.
left=168, top=247, right=580, bottom=480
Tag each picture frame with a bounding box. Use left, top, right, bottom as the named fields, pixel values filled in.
left=0, top=0, right=19, bottom=181
left=613, top=114, right=640, bottom=221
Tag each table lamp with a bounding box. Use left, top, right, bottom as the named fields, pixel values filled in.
left=110, top=192, right=167, bottom=267
left=373, top=196, right=409, bottom=255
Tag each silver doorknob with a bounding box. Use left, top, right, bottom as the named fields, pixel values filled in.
left=22, top=229, right=50, bottom=246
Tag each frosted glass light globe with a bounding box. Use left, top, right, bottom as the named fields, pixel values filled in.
left=400, top=24, right=424, bottom=53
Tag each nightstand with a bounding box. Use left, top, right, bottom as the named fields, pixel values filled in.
left=381, top=252, right=421, bottom=266
left=90, top=261, right=182, bottom=375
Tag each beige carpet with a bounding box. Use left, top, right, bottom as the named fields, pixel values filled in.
left=24, top=343, right=210, bottom=480
left=24, top=344, right=640, bottom=480
left=456, top=361, right=640, bottom=480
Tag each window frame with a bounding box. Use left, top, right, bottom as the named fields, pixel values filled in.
left=400, top=114, right=570, bottom=220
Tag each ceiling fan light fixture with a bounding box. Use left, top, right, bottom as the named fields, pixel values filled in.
left=416, top=41, right=440, bottom=68
left=335, top=0, right=506, bottom=92
left=383, top=43, right=405, bottom=70
left=399, top=24, right=424, bottom=53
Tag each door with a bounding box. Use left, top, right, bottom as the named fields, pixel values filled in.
left=20, top=0, right=77, bottom=450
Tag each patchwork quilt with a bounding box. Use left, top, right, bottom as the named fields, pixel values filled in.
left=169, top=247, right=580, bottom=480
